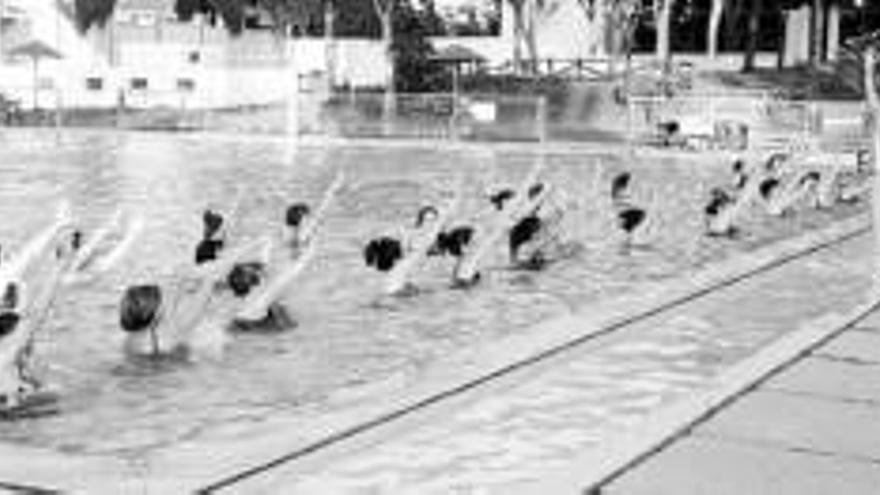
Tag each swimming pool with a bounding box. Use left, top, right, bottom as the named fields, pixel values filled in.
left=0, top=130, right=865, bottom=460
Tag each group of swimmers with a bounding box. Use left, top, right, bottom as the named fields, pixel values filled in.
left=0, top=146, right=871, bottom=414
left=704, top=149, right=871, bottom=237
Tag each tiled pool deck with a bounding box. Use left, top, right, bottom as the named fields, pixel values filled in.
left=601, top=314, right=880, bottom=495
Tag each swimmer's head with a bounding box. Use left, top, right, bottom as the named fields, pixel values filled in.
left=285, top=203, right=311, bottom=228
left=203, top=209, right=224, bottom=239
left=801, top=171, right=821, bottom=185
left=71, top=230, right=83, bottom=251
left=195, top=238, right=224, bottom=265
left=415, top=205, right=439, bottom=228
left=732, top=159, right=745, bottom=173
left=528, top=183, right=545, bottom=199
left=364, top=236, right=404, bottom=272
left=0, top=311, right=20, bottom=338
left=489, top=189, right=515, bottom=211
left=1, top=283, right=18, bottom=310
left=611, top=172, right=631, bottom=200
left=509, top=215, right=542, bottom=259
left=119, top=285, right=162, bottom=333
left=765, top=152, right=787, bottom=172
left=226, top=262, right=265, bottom=298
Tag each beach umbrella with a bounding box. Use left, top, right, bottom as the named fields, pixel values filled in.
left=7, top=40, right=63, bottom=110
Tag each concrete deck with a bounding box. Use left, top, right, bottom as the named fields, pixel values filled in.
left=603, top=312, right=880, bottom=495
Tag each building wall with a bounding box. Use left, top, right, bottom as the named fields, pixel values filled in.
left=0, top=0, right=387, bottom=110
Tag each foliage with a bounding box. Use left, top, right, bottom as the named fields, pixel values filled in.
left=391, top=0, right=445, bottom=91
left=75, top=0, right=324, bottom=36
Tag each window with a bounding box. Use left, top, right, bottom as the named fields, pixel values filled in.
left=188, top=51, right=201, bottom=64
left=85, top=77, right=103, bottom=91
left=130, top=78, right=148, bottom=90
left=177, top=78, right=196, bottom=92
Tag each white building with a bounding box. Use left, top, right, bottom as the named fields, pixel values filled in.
left=0, top=0, right=609, bottom=110
left=0, top=0, right=388, bottom=110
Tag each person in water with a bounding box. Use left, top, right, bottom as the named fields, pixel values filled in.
left=195, top=209, right=227, bottom=265
left=0, top=240, right=70, bottom=410
left=363, top=204, right=441, bottom=275
left=120, top=239, right=280, bottom=359
left=610, top=172, right=647, bottom=250
left=731, top=159, right=748, bottom=193
left=507, top=182, right=574, bottom=270
left=704, top=187, right=738, bottom=237
left=283, top=202, right=311, bottom=258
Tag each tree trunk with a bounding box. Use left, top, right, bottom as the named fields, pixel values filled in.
left=379, top=5, right=394, bottom=135
left=863, top=47, right=880, bottom=285
left=324, top=0, right=335, bottom=91
left=811, top=0, right=825, bottom=66
left=722, top=0, right=744, bottom=52
left=742, top=0, right=761, bottom=72
left=512, top=4, right=525, bottom=75
left=524, top=0, right=540, bottom=74
left=708, top=0, right=724, bottom=60
left=656, top=0, right=675, bottom=63
left=826, top=2, right=840, bottom=63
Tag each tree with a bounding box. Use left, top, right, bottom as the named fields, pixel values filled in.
left=708, top=0, right=725, bottom=59
left=369, top=0, right=395, bottom=123
left=742, top=0, right=761, bottom=71
left=392, top=0, right=444, bottom=92
left=655, top=0, right=676, bottom=63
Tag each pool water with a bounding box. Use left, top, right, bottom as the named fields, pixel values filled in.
left=0, top=131, right=865, bottom=457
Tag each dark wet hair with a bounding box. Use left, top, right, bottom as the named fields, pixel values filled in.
left=71, top=230, right=83, bottom=251
left=765, top=152, right=787, bottom=172
left=364, top=236, right=403, bottom=272
left=0, top=311, right=20, bottom=339
left=434, top=226, right=474, bottom=257
left=509, top=215, right=542, bottom=260
left=732, top=159, right=744, bottom=173
left=489, top=189, right=515, bottom=211
left=800, top=171, right=821, bottom=185
left=706, top=188, right=733, bottom=217
left=658, top=121, right=680, bottom=135
left=611, top=172, right=631, bottom=201
left=120, top=285, right=162, bottom=333
left=203, top=209, right=224, bottom=239
left=227, top=262, right=265, bottom=298
left=759, top=178, right=780, bottom=199
left=415, top=205, right=439, bottom=228
left=2, top=283, right=18, bottom=310
left=528, top=183, right=545, bottom=199
left=195, top=238, right=224, bottom=265
left=618, top=207, right=646, bottom=233
left=285, top=203, right=311, bottom=228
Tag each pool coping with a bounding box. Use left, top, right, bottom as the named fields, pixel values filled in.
left=0, top=196, right=870, bottom=491
left=508, top=280, right=880, bottom=495
left=6, top=126, right=866, bottom=158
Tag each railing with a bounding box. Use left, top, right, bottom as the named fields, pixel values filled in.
left=33, top=89, right=548, bottom=143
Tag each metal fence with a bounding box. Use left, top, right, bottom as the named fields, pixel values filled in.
left=41, top=90, right=549, bottom=143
